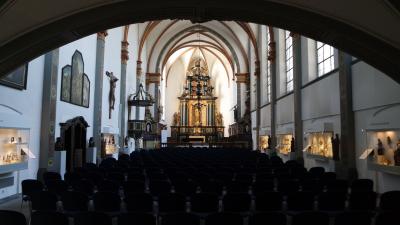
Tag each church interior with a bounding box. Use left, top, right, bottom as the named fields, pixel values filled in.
left=0, top=1, right=400, bottom=224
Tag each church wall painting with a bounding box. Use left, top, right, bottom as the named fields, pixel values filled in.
left=60, top=50, right=90, bottom=108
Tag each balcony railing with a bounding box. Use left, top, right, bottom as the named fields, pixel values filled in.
left=170, top=126, right=224, bottom=137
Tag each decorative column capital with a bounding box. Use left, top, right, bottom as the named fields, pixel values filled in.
left=146, top=73, right=161, bottom=86
left=268, top=41, right=276, bottom=62
left=136, top=60, right=142, bottom=76
left=97, top=31, right=108, bottom=40
left=235, top=73, right=250, bottom=84
left=121, top=41, right=129, bottom=64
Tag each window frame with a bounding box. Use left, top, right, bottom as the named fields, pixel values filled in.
left=285, top=31, right=294, bottom=93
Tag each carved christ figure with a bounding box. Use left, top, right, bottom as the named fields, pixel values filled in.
left=106, top=71, right=119, bottom=119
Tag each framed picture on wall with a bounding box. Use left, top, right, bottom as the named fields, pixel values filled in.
left=60, top=50, right=90, bottom=108
left=82, top=74, right=90, bottom=107
left=0, top=64, right=28, bottom=90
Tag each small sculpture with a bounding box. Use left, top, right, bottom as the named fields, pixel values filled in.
left=88, top=137, right=95, bottom=148
left=394, top=140, right=400, bottom=166
left=55, top=137, right=64, bottom=151
left=216, top=113, right=223, bottom=126
left=172, top=112, right=181, bottom=126
left=377, top=138, right=384, bottom=155
left=106, top=71, right=119, bottom=119
left=290, top=137, right=295, bottom=152
left=331, top=134, right=340, bottom=161
left=267, top=135, right=272, bottom=150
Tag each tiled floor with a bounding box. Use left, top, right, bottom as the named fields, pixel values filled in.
left=0, top=195, right=30, bottom=219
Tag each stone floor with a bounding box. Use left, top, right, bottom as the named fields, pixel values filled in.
left=0, top=194, right=30, bottom=219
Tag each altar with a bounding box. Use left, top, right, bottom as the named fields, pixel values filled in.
left=169, top=56, right=224, bottom=144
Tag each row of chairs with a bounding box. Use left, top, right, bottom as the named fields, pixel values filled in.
left=1, top=210, right=398, bottom=225
left=25, top=190, right=400, bottom=213
left=25, top=176, right=375, bottom=198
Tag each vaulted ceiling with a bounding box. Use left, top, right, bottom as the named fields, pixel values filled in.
left=136, top=20, right=259, bottom=78
left=0, top=0, right=399, bottom=82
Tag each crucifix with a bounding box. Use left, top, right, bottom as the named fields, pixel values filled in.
left=106, top=71, right=118, bottom=119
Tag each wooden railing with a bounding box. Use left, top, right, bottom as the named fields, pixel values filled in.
left=170, top=125, right=224, bottom=137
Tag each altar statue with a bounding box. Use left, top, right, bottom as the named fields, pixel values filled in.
left=216, top=113, right=223, bottom=126
left=172, top=112, right=180, bottom=126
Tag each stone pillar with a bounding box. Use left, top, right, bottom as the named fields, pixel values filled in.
left=292, top=33, right=303, bottom=160
left=135, top=60, right=142, bottom=149
left=268, top=39, right=277, bottom=152
left=254, top=61, right=261, bottom=150
left=38, top=49, right=59, bottom=178
left=135, top=60, right=142, bottom=120
left=93, top=31, right=107, bottom=156
left=119, top=40, right=129, bottom=148
left=235, top=73, right=249, bottom=118
left=336, top=51, right=357, bottom=180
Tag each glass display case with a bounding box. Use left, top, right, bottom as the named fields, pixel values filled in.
left=101, top=133, right=119, bottom=156
left=0, top=128, right=29, bottom=170
left=305, top=132, right=333, bottom=158
left=365, top=130, right=400, bottom=166
left=276, top=134, right=293, bottom=155
left=259, top=135, right=270, bottom=152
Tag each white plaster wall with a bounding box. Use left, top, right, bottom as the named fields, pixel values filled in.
left=211, top=62, right=235, bottom=136
left=0, top=56, right=45, bottom=198
left=260, top=105, right=271, bottom=129
left=123, top=24, right=139, bottom=148
left=165, top=59, right=186, bottom=137
left=352, top=62, right=400, bottom=111
left=352, top=61, right=400, bottom=193
left=102, top=27, right=122, bottom=135
left=276, top=94, right=294, bottom=125
left=56, top=34, right=97, bottom=144
left=302, top=72, right=340, bottom=120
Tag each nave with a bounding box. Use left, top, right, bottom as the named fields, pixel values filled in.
left=0, top=148, right=398, bottom=225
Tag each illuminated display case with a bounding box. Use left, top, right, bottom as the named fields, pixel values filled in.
left=365, top=130, right=400, bottom=166
left=0, top=128, right=29, bottom=173
left=259, top=135, right=270, bottom=151
left=277, top=134, right=293, bottom=155
left=305, top=132, right=333, bottom=158
left=101, top=133, right=119, bottom=155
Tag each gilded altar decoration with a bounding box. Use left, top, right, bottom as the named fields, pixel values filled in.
left=172, top=112, right=181, bottom=126
left=277, top=134, right=293, bottom=155
left=170, top=51, right=224, bottom=143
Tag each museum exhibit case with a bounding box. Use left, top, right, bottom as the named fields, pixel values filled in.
left=276, top=134, right=293, bottom=155
left=304, top=132, right=334, bottom=158
left=364, top=130, right=400, bottom=166
left=259, top=135, right=270, bottom=152
left=101, top=133, right=119, bottom=156
left=0, top=128, right=29, bottom=173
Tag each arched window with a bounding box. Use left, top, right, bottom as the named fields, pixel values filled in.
left=285, top=31, right=293, bottom=92
left=317, top=42, right=335, bottom=76
left=61, top=50, right=90, bottom=107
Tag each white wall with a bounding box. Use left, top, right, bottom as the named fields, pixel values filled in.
left=0, top=55, right=45, bottom=198
left=352, top=61, right=400, bottom=192
left=56, top=34, right=97, bottom=140
left=276, top=94, right=294, bottom=125
left=102, top=27, right=122, bottom=135
left=302, top=72, right=340, bottom=119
